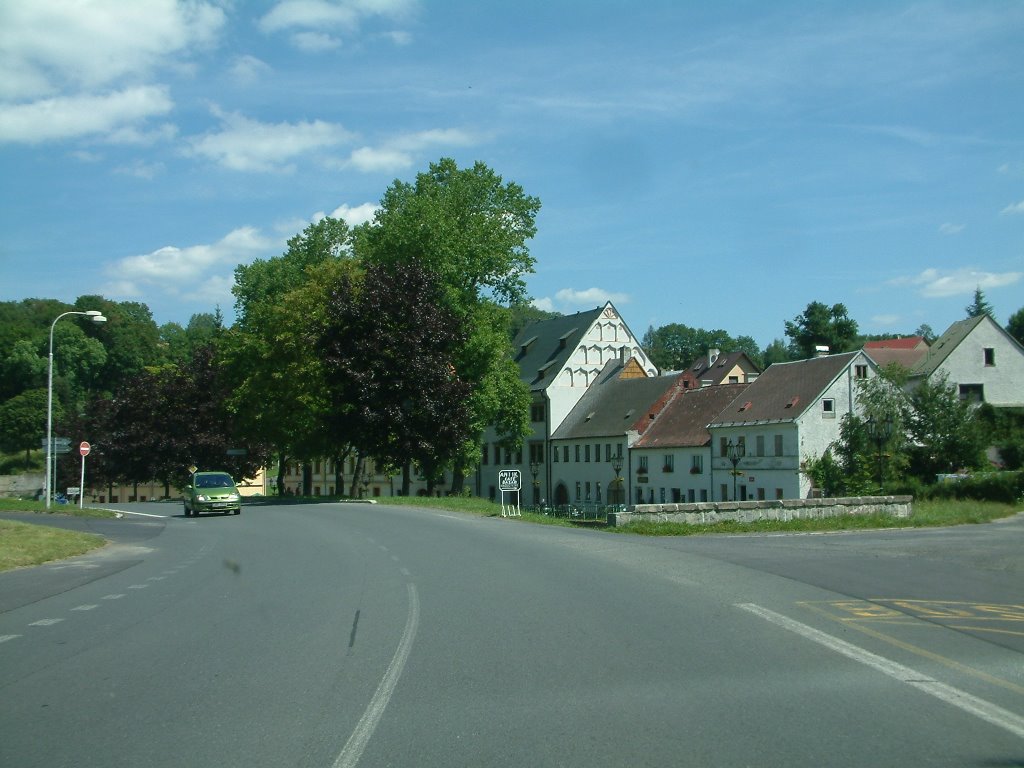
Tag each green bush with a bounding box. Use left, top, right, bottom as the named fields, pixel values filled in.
left=895, top=470, right=1024, bottom=504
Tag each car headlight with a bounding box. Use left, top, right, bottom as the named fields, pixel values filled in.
left=227, top=494, right=240, bottom=501
left=196, top=494, right=210, bottom=502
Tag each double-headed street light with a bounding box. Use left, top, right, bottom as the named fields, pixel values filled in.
left=726, top=438, right=745, bottom=501
left=46, top=310, right=106, bottom=509
left=865, top=415, right=895, bottom=493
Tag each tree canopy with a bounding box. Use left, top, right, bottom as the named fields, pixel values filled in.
left=784, top=301, right=859, bottom=359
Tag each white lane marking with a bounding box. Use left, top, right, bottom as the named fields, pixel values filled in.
left=110, top=510, right=169, bottom=519
left=71, top=604, right=99, bottom=611
left=102, top=594, right=125, bottom=600
left=127, top=584, right=149, bottom=589
left=736, top=603, right=1024, bottom=740
left=29, top=619, right=63, bottom=626
left=147, top=576, right=165, bottom=581
left=333, top=583, right=420, bottom=768
left=0, top=635, right=21, bottom=643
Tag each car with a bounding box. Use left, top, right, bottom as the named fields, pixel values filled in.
left=183, top=471, right=242, bottom=517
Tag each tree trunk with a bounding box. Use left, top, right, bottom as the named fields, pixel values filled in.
left=276, top=452, right=287, bottom=496
left=401, top=461, right=411, bottom=496
left=302, top=463, right=312, bottom=496
left=449, top=466, right=465, bottom=495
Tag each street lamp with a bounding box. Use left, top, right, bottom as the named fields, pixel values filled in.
left=46, top=310, right=106, bottom=509
left=726, top=438, right=745, bottom=501
left=529, top=460, right=540, bottom=506
left=609, top=452, right=624, bottom=506
left=865, top=415, right=894, bottom=493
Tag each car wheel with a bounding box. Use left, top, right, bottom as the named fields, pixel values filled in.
left=234, top=509, right=241, bottom=515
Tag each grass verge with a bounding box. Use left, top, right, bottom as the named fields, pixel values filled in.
left=0, top=498, right=117, bottom=519
left=607, top=499, right=1022, bottom=536
left=0, top=519, right=106, bottom=572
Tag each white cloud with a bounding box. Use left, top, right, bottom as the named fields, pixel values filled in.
left=0, top=86, right=174, bottom=144
left=114, top=160, right=166, bottom=180
left=890, top=268, right=1023, bottom=298
left=229, top=55, right=272, bottom=85
left=938, top=222, right=964, bottom=235
left=325, top=203, right=379, bottom=226
left=186, top=108, right=354, bottom=171
left=259, top=0, right=416, bottom=48
left=341, top=128, right=481, bottom=172
left=292, top=31, right=342, bottom=52
left=555, top=287, right=631, bottom=307
left=0, top=0, right=225, bottom=100
left=1001, top=200, right=1024, bottom=215
left=531, top=297, right=555, bottom=313
left=103, top=227, right=278, bottom=303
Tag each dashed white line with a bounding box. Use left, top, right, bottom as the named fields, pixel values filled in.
left=127, top=584, right=149, bottom=589
left=71, top=604, right=99, bottom=611
left=736, top=603, right=1024, bottom=741
left=0, top=634, right=21, bottom=643
left=28, top=618, right=63, bottom=627
left=102, top=594, right=125, bottom=600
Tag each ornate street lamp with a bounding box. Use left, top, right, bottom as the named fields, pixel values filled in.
left=529, top=460, right=541, bottom=506
left=865, top=415, right=894, bottom=492
left=46, top=310, right=106, bottom=509
left=609, top=452, right=624, bottom=506
left=726, top=438, right=745, bottom=501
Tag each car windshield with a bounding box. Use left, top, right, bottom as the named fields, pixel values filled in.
left=196, top=474, right=233, bottom=489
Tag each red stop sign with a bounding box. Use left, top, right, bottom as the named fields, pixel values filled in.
left=80, top=441, right=91, bottom=457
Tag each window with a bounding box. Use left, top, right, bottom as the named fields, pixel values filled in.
left=575, top=482, right=581, bottom=501
left=775, top=488, right=784, bottom=500
left=687, top=489, right=695, bottom=503
left=552, top=445, right=559, bottom=463
left=663, top=454, right=674, bottom=472
left=504, top=448, right=512, bottom=464
left=659, top=487, right=666, bottom=503
left=855, top=364, right=868, bottom=379
left=529, top=442, right=544, bottom=464
left=563, top=445, right=569, bottom=463
left=481, top=444, right=489, bottom=465
left=728, top=375, right=740, bottom=384
left=605, top=444, right=612, bottom=462
left=755, top=435, right=765, bottom=457
left=530, top=402, right=546, bottom=422
left=515, top=450, right=522, bottom=464
left=822, top=399, right=835, bottom=418
left=700, top=489, right=708, bottom=502
left=959, top=383, right=984, bottom=403
left=719, top=436, right=729, bottom=456
left=596, top=482, right=602, bottom=502
left=984, top=348, right=995, bottom=367
left=585, top=481, right=591, bottom=501
left=774, top=434, right=783, bottom=457
left=691, top=455, right=703, bottom=474
left=575, top=445, right=580, bottom=462
left=672, top=488, right=681, bottom=502
left=756, top=487, right=765, bottom=500
left=638, top=455, right=649, bottom=473
left=585, top=444, right=591, bottom=462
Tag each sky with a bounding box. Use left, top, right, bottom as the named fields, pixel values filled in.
left=1, top=0, right=1022, bottom=349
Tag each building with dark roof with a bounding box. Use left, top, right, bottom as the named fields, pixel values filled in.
left=679, top=349, right=760, bottom=389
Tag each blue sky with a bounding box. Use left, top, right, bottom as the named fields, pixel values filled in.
left=1, top=1, right=1022, bottom=348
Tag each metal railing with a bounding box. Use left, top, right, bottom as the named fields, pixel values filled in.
left=525, top=503, right=627, bottom=523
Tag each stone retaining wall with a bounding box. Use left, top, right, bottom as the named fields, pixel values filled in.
left=0, top=473, right=44, bottom=499
left=607, top=496, right=913, bottom=527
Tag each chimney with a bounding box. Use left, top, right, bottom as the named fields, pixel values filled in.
left=814, top=345, right=829, bottom=358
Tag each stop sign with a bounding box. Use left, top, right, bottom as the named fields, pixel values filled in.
left=79, top=441, right=91, bottom=457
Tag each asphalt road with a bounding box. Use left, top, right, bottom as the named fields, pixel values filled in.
left=1, top=501, right=1022, bottom=767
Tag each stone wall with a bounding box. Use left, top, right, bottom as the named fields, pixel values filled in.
left=0, top=474, right=45, bottom=499
left=607, top=496, right=913, bottom=527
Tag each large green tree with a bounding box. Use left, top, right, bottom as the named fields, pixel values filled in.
left=784, top=301, right=859, bottom=359
left=359, top=158, right=539, bottom=490
left=641, top=323, right=761, bottom=371
left=1007, top=306, right=1024, bottom=346
left=0, top=389, right=52, bottom=468
left=964, top=287, right=994, bottom=318
left=906, top=372, right=986, bottom=478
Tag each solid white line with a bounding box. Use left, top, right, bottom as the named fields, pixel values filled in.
left=333, top=583, right=420, bottom=768
left=736, top=603, right=1024, bottom=740
left=105, top=509, right=169, bottom=519
left=0, top=635, right=20, bottom=643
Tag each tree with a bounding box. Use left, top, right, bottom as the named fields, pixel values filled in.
left=1007, top=307, right=1024, bottom=346
left=784, top=301, right=859, bottom=359
left=965, top=287, right=993, bottom=318
left=914, top=324, right=937, bottom=345
left=321, top=260, right=474, bottom=495
left=359, top=158, right=539, bottom=489
left=74, top=296, right=163, bottom=392
left=0, top=389, right=52, bottom=468
left=0, top=339, right=47, bottom=400
left=905, top=372, right=986, bottom=478
left=761, top=338, right=793, bottom=367
left=641, top=324, right=759, bottom=372
left=227, top=217, right=356, bottom=493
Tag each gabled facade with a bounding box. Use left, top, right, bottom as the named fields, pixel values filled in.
left=679, top=349, right=760, bottom=390
left=631, top=383, right=749, bottom=505
left=909, top=315, right=1024, bottom=407
left=549, top=359, right=680, bottom=506
left=475, top=302, right=656, bottom=502
left=863, top=336, right=929, bottom=370
left=708, top=350, right=877, bottom=499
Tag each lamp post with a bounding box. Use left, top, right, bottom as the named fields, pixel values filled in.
left=46, top=310, right=106, bottom=510
left=529, top=460, right=540, bottom=506
left=865, top=415, right=894, bottom=492
left=609, top=452, right=623, bottom=506
left=726, top=438, right=745, bottom=501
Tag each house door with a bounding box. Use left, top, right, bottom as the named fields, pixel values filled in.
left=553, top=483, right=569, bottom=506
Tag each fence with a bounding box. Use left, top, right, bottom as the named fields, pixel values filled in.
left=525, top=503, right=626, bottom=523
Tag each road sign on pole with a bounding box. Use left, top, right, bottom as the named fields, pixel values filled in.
left=79, top=441, right=91, bottom=456
left=78, top=442, right=90, bottom=509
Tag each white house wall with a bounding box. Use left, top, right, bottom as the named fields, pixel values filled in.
left=931, top=318, right=1024, bottom=407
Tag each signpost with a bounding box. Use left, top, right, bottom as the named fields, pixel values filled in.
left=78, top=441, right=90, bottom=509
left=498, top=469, right=522, bottom=517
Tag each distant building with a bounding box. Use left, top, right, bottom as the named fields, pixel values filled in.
left=863, top=336, right=929, bottom=369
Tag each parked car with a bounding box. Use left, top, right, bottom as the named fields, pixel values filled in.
left=184, top=471, right=242, bottom=516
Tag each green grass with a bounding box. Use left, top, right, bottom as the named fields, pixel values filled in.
left=0, top=497, right=118, bottom=519
left=0, top=519, right=107, bottom=572
left=607, top=499, right=1022, bottom=536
